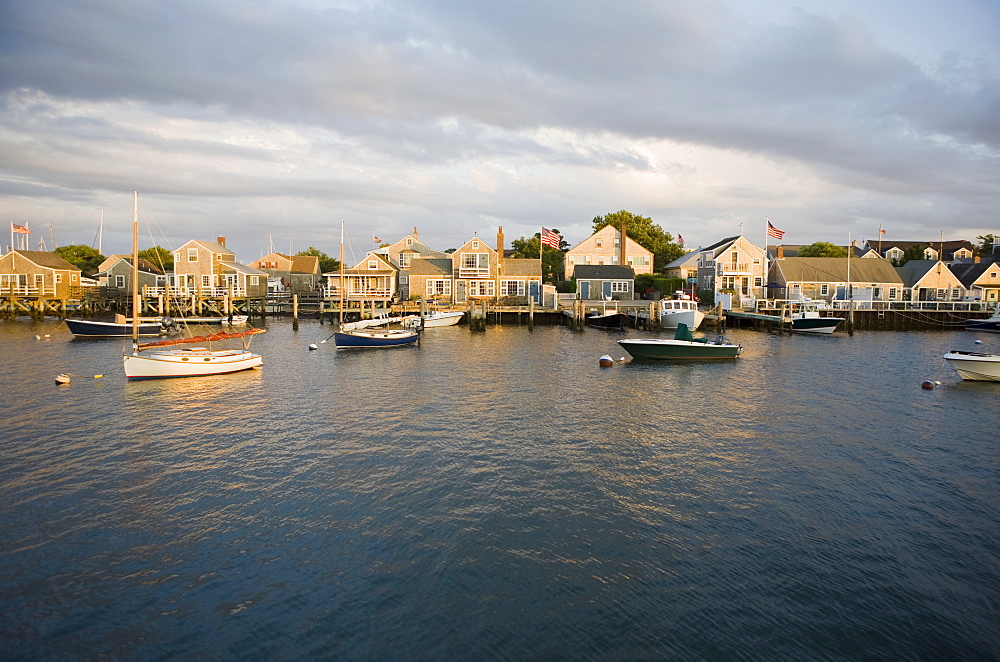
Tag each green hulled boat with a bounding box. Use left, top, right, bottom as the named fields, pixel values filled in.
left=617, top=323, right=742, bottom=360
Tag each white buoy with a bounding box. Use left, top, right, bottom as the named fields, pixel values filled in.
left=308, top=344, right=318, bottom=351
left=34, top=335, right=41, bottom=340
left=55, top=373, right=71, bottom=385
left=975, top=340, right=983, bottom=344
left=599, top=355, right=614, bottom=367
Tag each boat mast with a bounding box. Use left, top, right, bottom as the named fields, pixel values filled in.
left=130, top=192, right=140, bottom=352
left=339, top=220, right=345, bottom=329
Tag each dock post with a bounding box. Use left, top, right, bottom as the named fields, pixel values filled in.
left=528, top=296, right=534, bottom=331
left=292, top=294, right=299, bottom=330
left=649, top=302, right=657, bottom=330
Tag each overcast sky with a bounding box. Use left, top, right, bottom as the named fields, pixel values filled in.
left=2, top=0, right=998, bottom=263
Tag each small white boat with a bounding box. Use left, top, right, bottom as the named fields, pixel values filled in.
left=403, top=310, right=465, bottom=329
left=943, top=350, right=1000, bottom=382
left=124, top=344, right=263, bottom=380
left=659, top=297, right=705, bottom=330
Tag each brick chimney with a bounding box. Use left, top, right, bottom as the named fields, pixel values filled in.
left=619, top=221, right=627, bottom=267
left=217, top=236, right=226, bottom=247
left=777, top=245, right=784, bottom=259
left=497, top=226, right=504, bottom=255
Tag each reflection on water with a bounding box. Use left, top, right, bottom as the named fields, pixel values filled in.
left=1, top=318, right=998, bottom=660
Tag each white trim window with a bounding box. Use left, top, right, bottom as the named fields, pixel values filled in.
left=426, top=279, right=451, bottom=296
left=611, top=281, right=628, bottom=293
left=888, top=287, right=898, bottom=299
left=468, top=280, right=494, bottom=297
left=188, top=248, right=198, bottom=262
left=501, top=280, right=525, bottom=296
left=820, top=284, right=829, bottom=296
left=202, top=275, right=212, bottom=287
left=115, top=275, right=126, bottom=288
left=250, top=276, right=259, bottom=286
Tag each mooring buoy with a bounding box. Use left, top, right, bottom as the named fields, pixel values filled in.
left=308, top=344, right=318, bottom=351
left=921, top=380, right=935, bottom=390
left=599, top=355, right=614, bottom=367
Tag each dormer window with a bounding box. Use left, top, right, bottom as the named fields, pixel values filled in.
left=406, top=237, right=413, bottom=246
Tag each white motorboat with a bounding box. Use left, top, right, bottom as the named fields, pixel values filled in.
left=659, top=297, right=705, bottom=330
left=943, top=350, right=1000, bottom=382
left=403, top=310, right=465, bottom=329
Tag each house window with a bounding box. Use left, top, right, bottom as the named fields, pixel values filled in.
left=55, top=274, right=62, bottom=284
left=250, top=276, right=259, bottom=285
left=888, top=287, right=898, bottom=299
left=937, top=288, right=946, bottom=299
left=35, top=274, right=45, bottom=288
left=400, top=254, right=412, bottom=268
left=611, top=281, right=628, bottom=293
left=596, top=238, right=603, bottom=247
left=468, top=280, right=494, bottom=297
left=598, top=256, right=605, bottom=265
left=115, top=275, right=125, bottom=288
left=399, top=276, right=408, bottom=284
left=614, top=237, right=621, bottom=248
left=188, top=248, right=198, bottom=262
left=406, top=237, right=413, bottom=246
left=611, top=255, right=619, bottom=265
left=820, top=284, right=829, bottom=295
left=202, top=275, right=212, bottom=287
left=873, top=287, right=883, bottom=299
left=472, top=240, right=480, bottom=249
left=215, top=253, right=225, bottom=262
left=754, top=277, right=762, bottom=287
left=501, top=280, right=525, bottom=296
left=951, top=288, right=960, bottom=299
left=426, top=279, right=451, bottom=296
left=368, top=260, right=378, bottom=270
left=462, top=253, right=489, bottom=270
left=888, top=249, right=902, bottom=260
left=584, top=255, right=592, bottom=265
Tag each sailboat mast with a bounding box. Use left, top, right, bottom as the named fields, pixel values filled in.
left=131, top=192, right=140, bottom=350
left=339, top=221, right=345, bottom=328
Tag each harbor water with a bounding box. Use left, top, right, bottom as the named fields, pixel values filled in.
left=1, top=318, right=998, bottom=660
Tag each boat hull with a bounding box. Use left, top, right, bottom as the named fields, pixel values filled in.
left=791, top=316, right=844, bottom=334
left=586, top=312, right=628, bottom=329
left=965, top=318, right=1000, bottom=333
left=405, top=311, right=465, bottom=328
left=335, top=329, right=419, bottom=348
left=659, top=309, right=705, bottom=330
left=66, top=318, right=164, bottom=337
left=943, top=351, right=1000, bottom=381
left=124, top=348, right=263, bottom=379
left=618, top=337, right=742, bottom=360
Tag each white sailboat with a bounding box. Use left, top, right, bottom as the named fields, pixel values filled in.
left=122, top=192, right=265, bottom=380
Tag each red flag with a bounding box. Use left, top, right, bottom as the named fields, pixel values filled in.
left=678, top=234, right=685, bottom=246
left=373, top=235, right=382, bottom=243
left=541, top=228, right=560, bottom=248
left=11, top=223, right=30, bottom=235
left=766, top=221, right=785, bottom=240
left=879, top=228, right=886, bottom=235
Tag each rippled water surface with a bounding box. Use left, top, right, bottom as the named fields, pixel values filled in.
left=1, top=318, right=998, bottom=660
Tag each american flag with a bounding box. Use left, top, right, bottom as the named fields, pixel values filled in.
left=766, top=221, right=785, bottom=240
left=541, top=227, right=561, bottom=248
left=11, top=223, right=30, bottom=235
left=678, top=234, right=685, bottom=246
left=373, top=235, right=381, bottom=243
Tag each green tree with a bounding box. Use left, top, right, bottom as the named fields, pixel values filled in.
left=55, top=244, right=105, bottom=276
left=897, top=243, right=926, bottom=266
left=976, top=234, right=996, bottom=256
left=138, top=246, right=174, bottom=272
left=511, top=232, right=565, bottom=284
left=797, top=242, right=848, bottom=258
left=297, top=247, right=339, bottom=274
left=592, top=210, right=685, bottom=272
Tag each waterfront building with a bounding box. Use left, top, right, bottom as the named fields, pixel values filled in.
left=0, top=250, right=82, bottom=298
left=952, top=256, right=1000, bottom=303
left=373, top=231, right=451, bottom=301
left=323, top=252, right=398, bottom=308
left=696, top=236, right=767, bottom=306
left=767, top=256, right=903, bottom=304
left=572, top=265, right=636, bottom=300
left=895, top=260, right=966, bottom=302
left=248, top=253, right=321, bottom=295
left=563, top=225, right=653, bottom=280
left=169, top=237, right=268, bottom=298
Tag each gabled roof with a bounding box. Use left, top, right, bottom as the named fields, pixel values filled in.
left=873, top=239, right=976, bottom=261
left=221, top=262, right=268, bottom=276
left=773, top=257, right=902, bottom=284
left=10, top=250, right=79, bottom=271
left=178, top=239, right=235, bottom=256
left=290, top=255, right=320, bottom=274
left=951, top=259, right=1000, bottom=288
left=700, top=236, right=740, bottom=252
left=894, top=260, right=953, bottom=288
left=664, top=250, right=699, bottom=269
left=95, top=256, right=164, bottom=276
left=409, top=257, right=452, bottom=277
left=502, top=258, right=542, bottom=277
left=573, top=265, right=636, bottom=280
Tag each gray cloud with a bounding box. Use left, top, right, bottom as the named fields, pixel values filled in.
left=1, top=0, right=997, bottom=259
